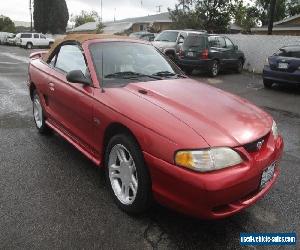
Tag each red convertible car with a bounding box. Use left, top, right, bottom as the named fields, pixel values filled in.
left=28, top=34, right=283, bottom=219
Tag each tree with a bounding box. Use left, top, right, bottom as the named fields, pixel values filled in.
left=0, top=15, right=16, bottom=33
left=48, top=0, right=69, bottom=34
left=96, top=22, right=105, bottom=34
left=256, top=0, right=287, bottom=26
left=169, top=0, right=233, bottom=33
left=33, top=0, right=50, bottom=33
left=195, top=0, right=233, bottom=33
left=34, top=0, right=69, bottom=34
left=73, top=11, right=99, bottom=28
left=233, top=1, right=260, bottom=33
left=168, top=4, right=202, bottom=30
left=287, top=0, right=300, bottom=16
left=268, top=0, right=277, bottom=34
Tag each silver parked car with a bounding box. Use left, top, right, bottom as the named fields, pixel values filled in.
left=152, top=29, right=206, bottom=60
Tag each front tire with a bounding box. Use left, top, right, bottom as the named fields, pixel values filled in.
left=263, top=79, right=273, bottom=89
left=26, top=42, right=33, bottom=49
left=236, top=59, right=244, bottom=73
left=32, top=90, right=51, bottom=134
left=105, top=133, right=152, bottom=214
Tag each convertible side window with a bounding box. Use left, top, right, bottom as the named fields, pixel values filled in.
left=55, top=44, right=87, bottom=75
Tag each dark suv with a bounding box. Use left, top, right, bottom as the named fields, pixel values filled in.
left=176, top=34, right=245, bottom=76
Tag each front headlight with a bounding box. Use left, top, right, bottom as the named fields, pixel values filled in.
left=272, top=120, right=279, bottom=139
left=175, top=147, right=243, bottom=172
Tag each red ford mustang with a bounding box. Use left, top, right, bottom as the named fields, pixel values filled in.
left=28, top=34, right=284, bottom=219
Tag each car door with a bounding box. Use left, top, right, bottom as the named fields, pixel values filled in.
left=40, top=34, right=49, bottom=47
left=46, top=43, right=96, bottom=154
left=33, top=33, right=39, bottom=46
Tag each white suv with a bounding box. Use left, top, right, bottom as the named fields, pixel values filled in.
left=16, top=33, right=54, bottom=49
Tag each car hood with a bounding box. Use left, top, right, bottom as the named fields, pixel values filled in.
left=152, top=41, right=177, bottom=50
left=123, top=78, right=272, bottom=147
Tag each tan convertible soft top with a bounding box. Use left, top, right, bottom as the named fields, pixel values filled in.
left=42, top=33, right=133, bottom=62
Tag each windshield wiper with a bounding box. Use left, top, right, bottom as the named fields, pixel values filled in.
left=152, top=71, right=186, bottom=78
left=104, top=71, right=162, bottom=80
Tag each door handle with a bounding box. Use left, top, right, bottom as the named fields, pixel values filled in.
left=48, top=82, right=55, bottom=92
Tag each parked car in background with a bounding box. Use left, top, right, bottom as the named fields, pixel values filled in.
left=263, top=45, right=300, bottom=88
left=16, top=33, right=54, bottom=49
left=6, top=33, right=17, bottom=46
left=129, top=32, right=156, bottom=42
left=176, top=34, right=245, bottom=76
left=0, top=32, right=14, bottom=45
left=28, top=34, right=283, bottom=219
left=152, top=30, right=206, bottom=61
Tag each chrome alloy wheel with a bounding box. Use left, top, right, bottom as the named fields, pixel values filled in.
left=33, top=94, right=43, bottom=129
left=212, top=62, right=219, bottom=76
left=108, top=144, right=138, bottom=205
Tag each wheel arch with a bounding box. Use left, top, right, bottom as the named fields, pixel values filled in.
left=29, top=81, right=36, bottom=101
left=102, top=122, right=142, bottom=164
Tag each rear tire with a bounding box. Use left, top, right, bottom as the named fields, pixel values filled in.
left=105, top=133, right=152, bottom=214
left=263, top=79, right=273, bottom=89
left=32, top=90, right=51, bottom=134
left=209, top=60, right=219, bottom=77
left=26, top=42, right=33, bottom=49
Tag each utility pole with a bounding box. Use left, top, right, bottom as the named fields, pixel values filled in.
left=29, top=0, right=33, bottom=32
left=101, top=0, right=103, bottom=22
left=114, top=8, right=116, bottom=22
left=156, top=5, right=162, bottom=13
left=268, top=0, right=277, bottom=35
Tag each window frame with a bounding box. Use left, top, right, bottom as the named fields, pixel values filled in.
left=47, top=41, right=89, bottom=76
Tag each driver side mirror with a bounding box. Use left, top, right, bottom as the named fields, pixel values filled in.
left=234, top=45, right=238, bottom=50
left=178, top=38, right=184, bottom=44
left=66, top=70, right=92, bottom=86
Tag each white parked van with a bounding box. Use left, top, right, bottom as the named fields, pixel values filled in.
left=16, top=33, right=54, bottom=49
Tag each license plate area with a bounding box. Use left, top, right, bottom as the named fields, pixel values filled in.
left=278, top=62, right=288, bottom=69
left=260, top=163, right=276, bottom=189
left=187, top=52, right=195, bottom=57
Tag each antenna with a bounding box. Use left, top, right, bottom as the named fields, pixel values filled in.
left=156, top=5, right=162, bottom=13
left=101, top=48, right=105, bottom=93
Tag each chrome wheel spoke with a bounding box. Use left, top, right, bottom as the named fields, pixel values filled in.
left=116, top=148, right=127, bottom=163
left=108, top=144, right=138, bottom=205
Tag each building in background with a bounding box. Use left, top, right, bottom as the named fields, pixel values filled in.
left=252, top=14, right=300, bottom=36
left=69, top=12, right=172, bottom=35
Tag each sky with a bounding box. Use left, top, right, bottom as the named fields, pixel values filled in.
left=1, top=0, right=178, bottom=23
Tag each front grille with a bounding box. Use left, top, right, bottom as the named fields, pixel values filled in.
left=244, top=135, right=267, bottom=153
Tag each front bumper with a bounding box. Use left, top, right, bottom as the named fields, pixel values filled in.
left=263, top=65, right=300, bottom=85
left=144, top=135, right=284, bottom=219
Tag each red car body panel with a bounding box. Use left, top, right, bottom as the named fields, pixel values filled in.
left=28, top=38, right=284, bottom=219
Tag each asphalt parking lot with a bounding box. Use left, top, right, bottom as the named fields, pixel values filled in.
left=0, top=45, right=299, bottom=249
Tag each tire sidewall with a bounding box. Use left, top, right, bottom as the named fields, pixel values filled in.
left=210, top=60, right=219, bottom=77
left=32, top=90, right=50, bottom=134
left=105, top=134, right=151, bottom=214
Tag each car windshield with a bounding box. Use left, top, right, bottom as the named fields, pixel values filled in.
left=89, top=42, right=183, bottom=87
left=183, top=35, right=206, bottom=50
left=155, top=31, right=179, bottom=42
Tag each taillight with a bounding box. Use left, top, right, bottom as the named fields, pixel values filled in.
left=201, top=49, right=209, bottom=59
left=179, top=48, right=184, bottom=58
